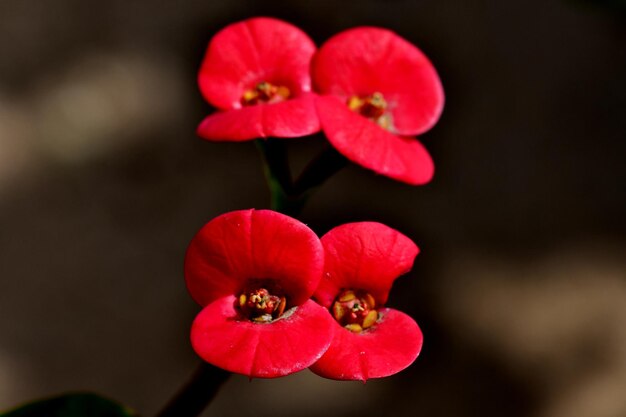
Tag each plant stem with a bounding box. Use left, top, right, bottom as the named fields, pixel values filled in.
left=256, top=138, right=347, bottom=217
left=293, top=144, right=347, bottom=195
left=255, top=139, right=305, bottom=216
left=155, top=363, right=230, bottom=417
left=156, top=138, right=346, bottom=417
left=255, top=138, right=293, bottom=192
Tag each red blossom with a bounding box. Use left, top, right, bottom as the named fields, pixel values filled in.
left=310, top=222, right=423, bottom=381
left=185, top=209, right=334, bottom=378
left=312, top=27, right=444, bottom=185
left=197, top=17, right=320, bottom=141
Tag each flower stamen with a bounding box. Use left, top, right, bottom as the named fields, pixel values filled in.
left=331, top=289, right=379, bottom=333
left=347, top=92, right=391, bottom=130
left=241, top=81, right=290, bottom=106
left=238, top=288, right=287, bottom=323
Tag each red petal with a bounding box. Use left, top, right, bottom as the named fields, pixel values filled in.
left=312, top=27, right=444, bottom=135
left=198, top=17, right=316, bottom=110
left=316, top=95, right=434, bottom=185
left=315, top=222, right=418, bottom=308
left=197, top=93, right=320, bottom=141
left=185, top=209, right=323, bottom=306
left=191, top=296, right=334, bottom=378
left=310, top=308, right=423, bottom=381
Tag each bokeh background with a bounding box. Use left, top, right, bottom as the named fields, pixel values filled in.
left=1, top=1, right=625, bottom=416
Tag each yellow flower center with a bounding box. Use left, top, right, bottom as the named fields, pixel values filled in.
left=241, top=81, right=290, bottom=106
left=347, top=92, right=391, bottom=130
left=238, top=288, right=287, bottom=323
left=331, top=289, right=379, bottom=333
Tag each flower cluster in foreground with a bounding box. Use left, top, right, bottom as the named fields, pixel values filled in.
left=186, top=15, right=438, bottom=384
left=186, top=209, right=422, bottom=380
left=197, top=17, right=444, bottom=185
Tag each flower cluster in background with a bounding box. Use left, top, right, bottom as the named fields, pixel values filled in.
left=197, top=17, right=443, bottom=185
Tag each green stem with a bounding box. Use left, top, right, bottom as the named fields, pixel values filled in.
left=156, top=139, right=346, bottom=417
left=256, top=138, right=347, bottom=217
left=255, top=139, right=305, bottom=217
left=293, top=144, right=348, bottom=195
left=255, top=139, right=292, bottom=192
left=155, top=363, right=229, bottom=417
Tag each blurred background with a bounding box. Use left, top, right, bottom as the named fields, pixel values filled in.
left=1, top=0, right=625, bottom=416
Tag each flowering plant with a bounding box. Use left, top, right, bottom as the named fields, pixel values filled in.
left=197, top=18, right=444, bottom=188
left=2, top=15, right=445, bottom=417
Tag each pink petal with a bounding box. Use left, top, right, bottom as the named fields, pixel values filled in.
left=198, top=17, right=316, bottom=110
left=185, top=209, right=324, bottom=307
left=316, top=95, right=434, bottom=185
left=315, top=222, right=418, bottom=308
left=310, top=308, right=423, bottom=381
left=312, top=27, right=444, bottom=135
left=197, top=93, right=320, bottom=141
left=192, top=296, right=334, bottom=378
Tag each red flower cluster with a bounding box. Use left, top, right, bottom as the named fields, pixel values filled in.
left=197, top=17, right=444, bottom=185
left=186, top=209, right=422, bottom=380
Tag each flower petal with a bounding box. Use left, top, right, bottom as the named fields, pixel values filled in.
left=316, top=95, right=434, bottom=185
left=310, top=308, right=423, bottom=381
left=315, top=222, right=418, bottom=308
left=312, top=27, right=444, bottom=135
left=192, top=296, right=335, bottom=378
left=185, top=209, right=324, bottom=307
left=197, top=94, right=320, bottom=141
left=199, top=17, right=316, bottom=110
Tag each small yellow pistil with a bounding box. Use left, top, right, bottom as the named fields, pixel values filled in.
left=331, top=289, right=379, bottom=333
left=347, top=92, right=391, bottom=130
left=238, top=288, right=287, bottom=323
left=241, top=81, right=290, bottom=106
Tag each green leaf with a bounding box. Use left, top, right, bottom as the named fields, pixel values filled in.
left=1, top=392, right=138, bottom=417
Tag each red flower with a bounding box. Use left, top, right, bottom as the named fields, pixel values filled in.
left=197, top=17, right=320, bottom=141
left=310, top=222, right=423, bottom=381
left=312, top=27, right=444, bottom=185
left=185, top=209, right=334, bottom=378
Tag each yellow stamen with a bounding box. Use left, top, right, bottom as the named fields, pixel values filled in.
left=241, top=81, right=290, bottom=106
left=276, top=86, right=290, bottom=99
left=242, top=90, right=258, bottom=103
left=332, top=302, right=345, bottom=321
left=347, top=96, right=364, bottom=111
left=362, top=310, right=378, bottom=329
left=253, top=314, right=273, bottom=323
left=238, top=288, right=287, bottom=323
left=339, top=290, right=356, bottom=302
left=345, top=323, right=363, bottom=333
left=363, top=293, right=376, bottom=309
left=275, top=296, right=286, bottom=317
left=346, top=91, right=389, bottom=127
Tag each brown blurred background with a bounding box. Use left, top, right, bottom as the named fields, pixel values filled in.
left=1, top=1, right=625, bottom=416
